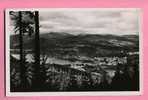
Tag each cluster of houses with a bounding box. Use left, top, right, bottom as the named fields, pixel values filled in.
left=94, top=56, right=127, bottom=66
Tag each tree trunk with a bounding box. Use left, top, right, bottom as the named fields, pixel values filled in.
left=19, top=11, right=26, bottom=91
left=33, top=11, right=42, bottom=90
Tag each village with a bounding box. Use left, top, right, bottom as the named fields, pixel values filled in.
left=10, top=50, right=138, bottom=91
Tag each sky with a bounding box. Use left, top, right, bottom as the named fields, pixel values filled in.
left=39, top=8, right=140, bottom=35
left=9, top=8, right=140, bottom=35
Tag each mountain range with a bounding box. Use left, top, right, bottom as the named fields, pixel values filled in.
left=10, top=32, right=139, bottom=57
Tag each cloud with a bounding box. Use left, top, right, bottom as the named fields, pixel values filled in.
left=39, top=8, right=140, bottom=35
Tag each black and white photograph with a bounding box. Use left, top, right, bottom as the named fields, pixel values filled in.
left=5, top=8, right=142, bottom=96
